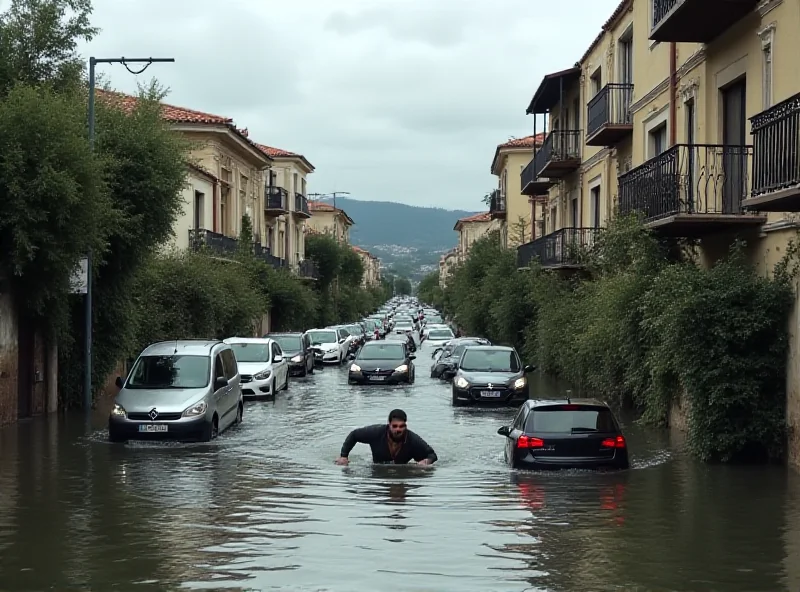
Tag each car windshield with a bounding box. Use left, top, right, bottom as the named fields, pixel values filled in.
left=386, top=333, right=407, bottom=342
left=428, top=330, right=454, bottom=340
left=308, top=330, right=337, bottom=344
left=358, top=343, right=405, bottom=360
left=229, top=343, right=271, bottom=363
left=271, top=335, right=302, bottom=351
left=427, top=316, right=443, bottom=323
left=459, top=349, right=521, bottom=372
left=127, top=355, right=210, bottom=389
left=526, top=407, right=618, bottom=433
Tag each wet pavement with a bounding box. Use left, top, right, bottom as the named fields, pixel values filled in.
left=1, top=339, right=800, bottom=591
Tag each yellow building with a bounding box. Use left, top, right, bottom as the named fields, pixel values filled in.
left=490, top=134, right=545, bottom=248
left=439, top=248, right=459, bottom=288
left=255, top=143, right=315, bottom=276
left=454, top=212, right=499, bottom=262
left=516, top=0, right=800, bottom=465
left=352, top=246, right=382, bottom=287
left=307, top=201, right=354, bottom=243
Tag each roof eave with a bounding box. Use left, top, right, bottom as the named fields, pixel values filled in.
left=172, top=123, right=273, bottom=168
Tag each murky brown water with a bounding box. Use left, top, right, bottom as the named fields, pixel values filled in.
left=1, top=340, right=800, bottom=591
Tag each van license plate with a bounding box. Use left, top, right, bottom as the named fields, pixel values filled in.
left=481, top=391, right=501, bottom=398
left=139, top=424, right=168, bottom=433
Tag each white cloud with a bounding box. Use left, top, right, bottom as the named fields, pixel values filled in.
left=80, top=0, right=621, bottom=209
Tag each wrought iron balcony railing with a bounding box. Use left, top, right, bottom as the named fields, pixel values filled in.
left=652, top=0, right=677, bottom=29
left=516, top=227, right=600, bottom=269
left=650, top=0, right=758, bottom=43
left=298, top=259, right=319, bottom=279
left=294, top=192, right=311, bottom=216
left=748, top=93, right=800, bottom=210
left=188, top=228, right=238, bottom=255
left=586, top=83, right=634, bottom=145
left=619, top=144, right=753, bottom=224
left=489, top=189, right=506, bottom=218
left=534, top=130, right=582, bottom=178
left=265, top=186, right=289, bottom=211
left=254, top=243, right=286, bottom=269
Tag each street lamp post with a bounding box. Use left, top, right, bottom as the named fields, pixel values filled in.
left=84, top=56, right=174, bottom=412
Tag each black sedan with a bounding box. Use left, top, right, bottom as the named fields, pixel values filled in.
left=430, top=337, right=491, bottom=380
left=497, top=399, right=630, bottom=470
left=266, top=332, right=315, bottom=376
left=348, top=341, right=416, bottom=385
left=450, top=345, right=534, bottom=406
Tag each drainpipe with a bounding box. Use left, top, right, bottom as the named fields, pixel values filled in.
left=669, top=42, right=677, bottom=145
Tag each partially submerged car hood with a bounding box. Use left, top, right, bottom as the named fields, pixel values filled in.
left=459, top=371, right=520, bottom=386
left=117, top=387, right=206, bottom=413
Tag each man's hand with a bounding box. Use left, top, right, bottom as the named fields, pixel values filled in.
left=334, top=456, right=349, bottom=466
left=417, top=459, right=431, bottom=466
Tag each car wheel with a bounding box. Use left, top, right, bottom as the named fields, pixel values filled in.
left=300, top=361, right=308, bottom=377
left=451, top=391, right=464, bottom=407
left=235, top=402, right=243, bottom=425
left=283, top=370, right=289, bottom=391
left=271, top=377, right=276, bottom=396
left=202, top=416, right=219, bottom=441
left=308, top=359, right=315, bottom=374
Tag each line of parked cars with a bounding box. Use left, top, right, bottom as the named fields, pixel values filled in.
left=420, top=311, right=630, bottom=472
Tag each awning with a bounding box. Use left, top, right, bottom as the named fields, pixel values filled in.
left=526, top=67, right=581, bottom=115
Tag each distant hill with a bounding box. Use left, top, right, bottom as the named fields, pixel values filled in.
left=334, top=197, right=480, bottom=252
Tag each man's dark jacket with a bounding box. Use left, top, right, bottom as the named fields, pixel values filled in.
left=340, top=424, right=437, bottom=464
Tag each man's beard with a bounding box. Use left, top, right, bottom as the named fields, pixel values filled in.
left=389, top=431, right=404, bottom=442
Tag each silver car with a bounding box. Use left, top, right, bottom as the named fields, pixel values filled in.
left=108, top=339, right=244, bottom=442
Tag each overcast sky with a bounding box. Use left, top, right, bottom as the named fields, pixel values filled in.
left=78, top=0, right=620, bottom=211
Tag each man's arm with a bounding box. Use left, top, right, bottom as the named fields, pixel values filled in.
left=340, top=424, right=384, bottom=458
left=409, top=431, right=437, bottom=464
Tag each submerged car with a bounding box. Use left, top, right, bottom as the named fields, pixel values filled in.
left=225, top=337, right=290, bottom=398
left=307, top=328, right=347, bottom=365
left=497, top=399, right=630, bottom=470
left=348, top=341, right=416, bottom=384
left=430, top=337, right=490, bottom=379
left=423, top=327, right=455, bottom=347
left=109, top=339, right=243, bottom=442
left=450, top=345, right=534, bottom=406
left=267, top=332, right=315, bottom=376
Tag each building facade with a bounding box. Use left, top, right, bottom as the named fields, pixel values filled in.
left=352, top=246, right=382, bottom=287
left=307, top=201, right=354, bottom=243
left=516, top=0, right=800, bottom=464
left=439, top=248, right=459, bottom=288
left=454, top=212, right=499, bottom=262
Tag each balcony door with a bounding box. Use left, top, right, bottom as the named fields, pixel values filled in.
left=722, top=79, right=747, bottom=214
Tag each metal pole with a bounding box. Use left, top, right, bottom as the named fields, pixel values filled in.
left=84, top=58, right=96, bottom=412
left=83, top=56, right=174, bottom=412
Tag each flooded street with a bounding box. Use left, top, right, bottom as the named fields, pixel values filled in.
left=2, top=340, right=800, bottom=592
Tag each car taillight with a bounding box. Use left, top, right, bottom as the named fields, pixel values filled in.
left=517, top=435, right=544, bottom=449
left=601, top=435, right=626, bottom=448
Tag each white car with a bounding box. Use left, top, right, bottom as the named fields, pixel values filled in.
left=307, top=328, right=347, bottom=364
left=423, top=327, right=455, bottom=347
left=224, top=337, right=289, bottom=399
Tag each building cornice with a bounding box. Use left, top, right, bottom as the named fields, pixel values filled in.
left=757, top=0, right=783, bottom=18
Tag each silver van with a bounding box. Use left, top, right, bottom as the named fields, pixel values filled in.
left=108, top=339, right=243, bottom=442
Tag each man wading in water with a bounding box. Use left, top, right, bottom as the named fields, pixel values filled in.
left=334, top=409, right=437, bottom=466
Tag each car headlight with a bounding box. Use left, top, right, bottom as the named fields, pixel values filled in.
left=394, top=364, right=408, bottom=373
left=291, top=354, right=303, bottom=363
left=350, top=363, right=362, bottom=372
left=183, top=401, right=208, bottom=417
left=513, top=377, right=527, bottom=390
left=454, top=377, right=469, bottom=389
left=110, top=403, right=126, bottom=417
left=254, top=370, right=272, bottom=380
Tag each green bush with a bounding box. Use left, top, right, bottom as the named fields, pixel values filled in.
left=443, top=215, right=797, bottom=463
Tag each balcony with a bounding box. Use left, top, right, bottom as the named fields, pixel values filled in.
left=534, top=130, right=581, bottom=179
left=521, top=157, right=555, bottom=196
left=586, top=83, right=634, bottom=146
left=298, top=259, right=319, bottom=279
left=489, top=190, right=506, bottom=220
left=516, top=227, right=601, bottom=270
left=265, top=186, right=289, bottom=216
left=619, top=144, right=766, bottom=238
left=254, top=243, right=286, bottom=269
left=649, top=0, right=759, bottom=43
left=743, top=93, right=800, bottom=212
left=188, top=228, right=238, bottom=256
left=294, top=192, right=311, bottom=218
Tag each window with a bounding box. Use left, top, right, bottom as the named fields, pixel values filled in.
left=459, top=349, right=521, bottom=373
left=293, top=172, right=299, bottom=193
left=221, top=349, right=238, bottom=379
left=357, top=343, right=406, bottom=360
left=526, top=406, right=618, bottom=433
left=194, top=191, right=204, bottom=230
left=590, top=185, right=601, bottom=228
left=618, top=28, right=633, bottom=84
left=649, top=123, right=667, bottom=158
left=127, top=355, right=211, bottom=389
left=229, top=343, right=270, bottom=363
left=272, top=335, right=302, bottom=351
left=590, top=69, right=602, bottom=97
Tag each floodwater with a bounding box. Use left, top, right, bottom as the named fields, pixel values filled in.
left=1, top=340, right=800, bottom=592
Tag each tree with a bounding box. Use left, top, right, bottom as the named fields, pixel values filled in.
left=395, top=277, right=412, bottom=296
left=417, top=271, right=443, bottom=307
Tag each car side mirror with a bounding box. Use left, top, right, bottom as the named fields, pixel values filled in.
left=524, top=364, right=536, bottom=373
left=115, top=376, right=124, bottom=389
left=273, top=355, right=283, bottom=363
left=339, top=338, right=345, bottom=344
left=497, top=426, right=511, bottom=437
left=409, top=354, right=416, bottom=360
left=215, top=376, right=228, bottom=390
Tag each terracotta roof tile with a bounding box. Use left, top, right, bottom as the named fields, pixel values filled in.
left=308, top=200, right=355, bottom=225
left=458, top=212, right=492, bottom=224
left=497, top=133, right=546, bottom=150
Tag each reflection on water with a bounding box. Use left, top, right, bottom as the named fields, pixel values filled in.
left=0, top=350, right=799, bottom=591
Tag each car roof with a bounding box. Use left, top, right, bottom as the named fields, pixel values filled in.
left=142, top=339, right=222, bottom=356
left=462, top=345, right=514, bottom=352
left=526, top=398, right=610, bottom=409
left=224, top=337, right=274, bottom=346
left=268, top=332, right=303, bottom=336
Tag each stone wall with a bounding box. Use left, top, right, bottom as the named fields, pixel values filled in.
left=0, top=290, right=19, bottom=424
